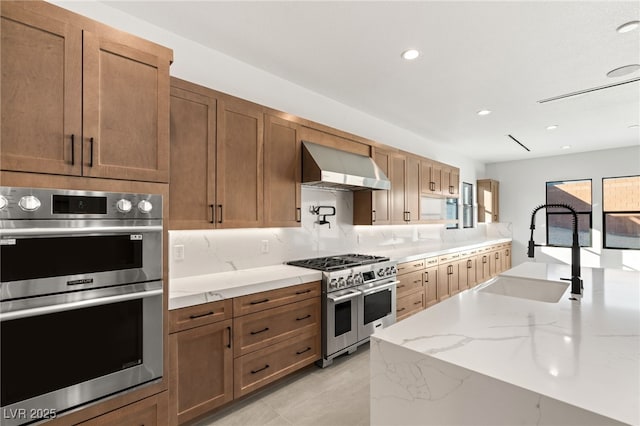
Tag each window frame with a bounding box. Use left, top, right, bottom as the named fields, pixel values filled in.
left=462, top=182, right=474, bottom=228
left=545, top=179, right=593, bottom=248
left=602, top=175, right=640, bottom=250
left=445, top=197, right=459, bottom=230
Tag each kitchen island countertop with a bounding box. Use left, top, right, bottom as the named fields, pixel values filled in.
left=371, top=262, right=640, bottom=425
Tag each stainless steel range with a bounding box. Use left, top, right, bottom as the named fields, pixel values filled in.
left=288, top=254, right=398, bottom=367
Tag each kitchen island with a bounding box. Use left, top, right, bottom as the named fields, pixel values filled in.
left=371, top=262, right=640, bottom=425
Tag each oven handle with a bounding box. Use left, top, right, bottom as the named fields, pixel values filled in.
left=0, top=225, right=163, bottom=236
left=359, top=280, right=400, bottom=296
left=326, top=290, right=361, bottom=303
left=0, top=289, right=162, bottom=321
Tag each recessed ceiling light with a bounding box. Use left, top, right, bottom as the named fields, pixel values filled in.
left=401, top=49, right=420, bottom=60
left=617, top=20, right=640, bottom=33
left=561, top=145, right=571, bottom=150
left=477, top=109, right=491, bottom=116
left=606, top=64, right=640, bottom=78
left=546, top=125, right=559, bottom=130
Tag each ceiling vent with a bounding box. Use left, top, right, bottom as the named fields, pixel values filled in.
left=508, top=134, right=531, bottom=152
left=538, top=77, right=640, bottom=103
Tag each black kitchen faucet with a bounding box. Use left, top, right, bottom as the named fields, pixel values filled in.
left=528, top=203, right=583, bottom=298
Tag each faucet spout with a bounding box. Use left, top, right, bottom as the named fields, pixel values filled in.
left=528, top=203, right=583, bottom=297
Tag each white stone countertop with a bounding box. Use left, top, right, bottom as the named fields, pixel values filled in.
left=168, top=237, right=511, bottom=310
left=169, top=265, right=322, bottom=310
left=372, top=261, right=640, bottom=425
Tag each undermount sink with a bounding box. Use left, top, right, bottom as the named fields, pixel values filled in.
left=479, top=276, right=569, bottom=303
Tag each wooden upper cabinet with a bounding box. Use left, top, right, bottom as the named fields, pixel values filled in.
left=1, top=3, right=82, bottom=176
left=421, top=160, right=442, bottom=196
left=0, top=1, right=172, bottom=183
left=390, top=153, right=408, bottom=224
left=442, top=165, right=460, bottom=197
left=82, top=30, right=170, bottom=182
left=353, top=147, right=392, bottom=225
left=216, top=97, right=264, bottom=228
left=169, top=82, right=216, bottom=229
left=264, top=115, right=301, bottom=227
left=478, top=179, right=499, bottom=222
left=405, top=155, right=421, bottom=222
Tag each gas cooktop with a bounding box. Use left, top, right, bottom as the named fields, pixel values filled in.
left=287, top=253, right=390, bottom=272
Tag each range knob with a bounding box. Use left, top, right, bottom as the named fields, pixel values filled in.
left=354, top=274, right=363, bottom=285
left=377, top=268, right=384, bottom=277
left=116, top=199, right=132, bottom=213
left=390, top=266, right=397, bottom=275
left=0, top=195, right=7, bottom=211
left=137, top=199, right=153, bottom=213
left=385, top=267, right=391, bottom=276
left=18, top=195, right=41, bottom=212
left=346, top=275, right=354, bottom=286
left=329, top=278, right=338, bottom=290
left=337, top=277, right=345, bottom=288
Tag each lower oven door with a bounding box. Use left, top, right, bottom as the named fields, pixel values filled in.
left=0, top=282, right=163, bottom=426
left=325, top=289, right=360, bottom=357
left=357, top=280, right=398, bottom=341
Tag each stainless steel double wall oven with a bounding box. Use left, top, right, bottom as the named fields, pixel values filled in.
left=0, top=187, right=163, bottom=425
left=288, top=254, right=398, bottom=367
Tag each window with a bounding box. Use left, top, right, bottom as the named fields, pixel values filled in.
left=445, top=198, right=458, bottom=229
left=602, top=175, right=640, bottom=250
left=462, top=182, right=473, bottom=228
left=545, top=179, right=592, bottom=247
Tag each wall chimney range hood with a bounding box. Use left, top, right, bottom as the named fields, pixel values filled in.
left=301, top=141, right=391, bottom=191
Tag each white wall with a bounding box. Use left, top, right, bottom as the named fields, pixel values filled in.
left=485, top=146, right=640, bottom=271
left=49, top=0, right=484, bottom=179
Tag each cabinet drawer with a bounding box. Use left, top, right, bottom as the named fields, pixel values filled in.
left=396, top=291, right=425, bottom=321
left=396, top=270, right=424, bottom=297
left=78, top=392, right=167, bottom=426
left=424, top=256, right=438, bottom=267
left=397, top=259, right=425, bottom=275
left=233, top=297, right=320, bottom=358
left=233, top=281, right=320, bottom=316
left=234, top=332, right=320, bottom=398
left=169, top=299, right=232, bottom=333
left=438, top=252, right=461, bottom=263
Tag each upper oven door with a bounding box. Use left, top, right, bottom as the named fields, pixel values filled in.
left=0, top=224, right=162, bottom=300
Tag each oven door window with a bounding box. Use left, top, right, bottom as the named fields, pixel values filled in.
left=364, top=289, right=392, bottom=324
left=334, top=299, right=353, bottom=337
left=0, top=299, right=143, bottom=407
left=0, top=235, right=143, bottom=282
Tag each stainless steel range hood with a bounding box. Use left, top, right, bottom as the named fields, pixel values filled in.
left=301, top=141, right=390, bottom=191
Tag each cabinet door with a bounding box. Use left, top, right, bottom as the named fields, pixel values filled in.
left=456, top=259, right=469, bottom=292
left=466, top=257, right=478, bottom=288
left=216, top=97, right=264, bottom=228
left=406, top=155, right=421, bottom=222
left=502, top=244, right=512, bottom=271
left=169, top=319, right=233, bottom=425
left=421, top=160, right=442, bottom=195
left=1, top=3, right=82, bottom=176
left=477, top=254, right=491, bottom=283
left=264, top=115, right=301, bottom=227
left=492, top=180, right=500, bottom=222
left=169, top=85, right=216, bottom=229
left=489, top=250, right=502, bottom=277
left=478, top=179, right=499, bottom=223
left=372, top=148, right=392, bottom=224
left=390, top=154, right=408, bottom=224
left=424, top=266, right=438, bottom=307
left=447, top=167, right=460, bottom=197
left=82, top=30, right=170, bottom=182
left=437, top=263, right=452, bottom=301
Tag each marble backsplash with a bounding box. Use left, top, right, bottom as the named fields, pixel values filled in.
left=169, top=187, right=511, bottom=279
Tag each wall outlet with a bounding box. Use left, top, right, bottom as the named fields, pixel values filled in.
left=173, top=244, right=185, bottom=261
left=261, top=240, right=269, bottom=254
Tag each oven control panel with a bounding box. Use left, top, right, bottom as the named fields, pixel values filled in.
left=326, top=261, right=397, bottom=292
left=0, top=187, right=162, bottom=220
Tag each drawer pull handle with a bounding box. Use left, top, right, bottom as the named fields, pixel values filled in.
left=250, top=327, right=269, bottom=335
left=296, top=347, right=312, bottom=355
left=70, top=134, right=75, bottom=165
left=296, top=314, right=311, bottom=321
left=413, top=280, right=421, bottom=284
left=413, top=263, right=423, bottom=267
left=189, top=311, right=214, bottom=319
left=397, top=307, right=406, bottom=312
left=227, top=326, right=232, bottom=349
left=397, top=284, right=405, bottom=288
left=414, top=301, right=422, bottom=305
left=209, top=204, right=215, bottom=224
left=250, top=298, right=269, bottom=305
left=251, top=364, right=270, bottom=374
left=295, top=289, right=311, bottom=295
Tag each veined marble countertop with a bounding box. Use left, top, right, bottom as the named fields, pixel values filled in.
left=169, top=237, right=511, bottom=310
left=372, top=262, right=640, bottom=425
left=169, top=265, right=322, bottom=310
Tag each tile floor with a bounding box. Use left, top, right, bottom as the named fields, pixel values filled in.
left=194, top=344, right=370, bottom=426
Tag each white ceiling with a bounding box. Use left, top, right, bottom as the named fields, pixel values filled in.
left=103, top=1, right=640, bottom=164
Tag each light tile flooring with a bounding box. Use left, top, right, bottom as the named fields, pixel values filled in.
left=194, top=344, right=370, bottom=426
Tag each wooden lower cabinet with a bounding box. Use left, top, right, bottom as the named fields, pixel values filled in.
left=79, top=392, right=168, bottom=426
left=424, top=266, right=438, bottom=307
left=234, top=331, right=320, bottom=398
left=464, top=257, right=479, bottom=288
left=396, top=290, right=425, bottom=321
left=502, top=243, right=512, bottom=272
